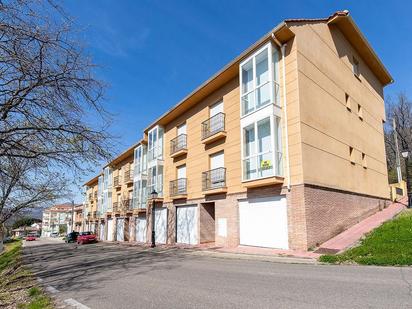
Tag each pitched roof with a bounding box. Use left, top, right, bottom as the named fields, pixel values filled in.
left=142, top=10, right=392, bottom=133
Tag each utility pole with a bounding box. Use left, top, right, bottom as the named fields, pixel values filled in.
left=393, top=118, right=402, bottom=183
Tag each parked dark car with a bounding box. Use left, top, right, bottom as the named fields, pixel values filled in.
left=77, top=231, right=97, bottom=244
left=65, top=232, right=79, bottom=243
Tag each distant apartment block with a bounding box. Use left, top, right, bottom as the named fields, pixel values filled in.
left=41, top=203, right=75, bottom=236
left=83, top=11, right=392, bottom=250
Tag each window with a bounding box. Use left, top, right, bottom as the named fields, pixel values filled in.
left=134, top=145, right=147, bottom=175
left=148, top=165, right=163, bottom=196
left=148, top=126, right=164, bottom=161
left=345, top=93, right=351, bottom=111
left=240, top=44, right=280, bottom=116
left=357, top=104, right=363, bottom=120
left=177, top=123, right=186, bottom=135
left=349, top=146, right=355, bottom=164
left=362, top=153, right=367, bottom=169
left=352, top=56, right=360, bottom=77
left=242, top=116, right=282, bottom=180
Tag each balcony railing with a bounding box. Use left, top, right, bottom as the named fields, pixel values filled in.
left=113, top=202, right=119, bottom=212
left=201, top=113, right=225, bottom=140
left=170, top=134, right=187, bottom=155
left=114, top=176, right=121, bottom=187
left=202, top=167, right=226, bottom=191
left=124, top=170, right=133, bottom=183
left=169, top=178, right=187, bottom=196
left=122, top=199, right=133, bottom=211
left=88, top=193, right=92, bottom=200
left=94, top=192, right=98, bottom=199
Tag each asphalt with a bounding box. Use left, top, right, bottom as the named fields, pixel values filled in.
left=23, top=238, right=412, bottom=309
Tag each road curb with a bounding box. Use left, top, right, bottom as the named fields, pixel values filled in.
left=188, top=250, right=319, bottom=265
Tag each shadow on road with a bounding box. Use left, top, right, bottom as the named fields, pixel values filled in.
left=23, top=242, right=195, bottom=293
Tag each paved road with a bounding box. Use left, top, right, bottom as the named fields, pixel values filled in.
left=23, top=238, right=412, bottom=309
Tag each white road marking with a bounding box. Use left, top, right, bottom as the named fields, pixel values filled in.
left=64, top=298, right=91, bottom=309
left=46, top=286, right=59, bottom=294
left=37, top=278, right=43, bottom=282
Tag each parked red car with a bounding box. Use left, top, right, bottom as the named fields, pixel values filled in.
left=25, top=235, right=36, bottom=241
left=77, top=232, right=97, bottom=244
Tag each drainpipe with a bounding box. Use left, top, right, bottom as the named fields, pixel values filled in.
left=272, top=34, right=291, bottom=190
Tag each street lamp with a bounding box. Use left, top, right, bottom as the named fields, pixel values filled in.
left=150, top=190, right=158, bottom=248
left=401, top=150, right=411, bottom=208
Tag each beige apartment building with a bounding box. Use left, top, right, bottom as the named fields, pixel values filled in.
left=84, top=177, right=99, bottom=234
left=41, top=203, right=75, bottom=237
left=84, top=11, right=392, bottom=250
left=73, top=204, right=84, bottom=232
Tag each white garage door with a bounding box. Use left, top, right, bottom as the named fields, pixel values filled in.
left=99, top=223, right=105, bottom=241
left=116, top=218, right=124, bottom=241
left=107, top=218, right=113, bottom=241
left=239, top=196, right=288, bottom=249
left=135, top=216, right=147, bottom=243
left=176, top=205, right=198, bottom=245
left=155, top=208, right=167, bottom=244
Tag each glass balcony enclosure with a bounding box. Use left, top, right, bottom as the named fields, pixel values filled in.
left=134, top=144, right=147, bottom=176
left=147, top=125, right=164, bottom=162
left=240, top=43, right=280, bottom=117
left=148, top=165, right=163, bottom=197
left=132, top=144, right=148, bottom=209
left=240, top=43, right=283, bottom=181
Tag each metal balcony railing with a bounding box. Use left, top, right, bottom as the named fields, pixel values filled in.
left=124, top=170, right=133, bottom=183
left=169, top=178, right=187, bottom=196
left=122, top=199, right=133, bottom=211
left=202, top=167, right=226, bottom=191
left=201, top=113, right=225, bottom=140
left=170, top=134, right=187, bottom=155
left=114, top=176, right=121, bottom=187
left=113, top=202, right=119, bottom=212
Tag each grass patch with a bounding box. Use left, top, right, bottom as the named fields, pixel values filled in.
left=320, top=210, right=412, bottom=266
left=0, top=241, right=54, bottom=308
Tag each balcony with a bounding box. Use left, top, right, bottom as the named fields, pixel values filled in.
left=170, top=134, right=187, bottom=158
left=124, top=170, right=134, bottom=184
left=113, top=202, right=119, bottom=212
left=88, top=193, right=92, bottom=200
left=94, top=192, right=98, bottom=199
left=202, top=167, right=227, bottom=195
left=114, top=176, right=121, bottom=188
left=201, top=113, right=226, bottom=144
left=122, top=199, right=133, bottom=212
left=169, top=178, right=187, bottom=199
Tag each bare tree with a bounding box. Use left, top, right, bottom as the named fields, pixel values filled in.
left=0, top=157, right=68, bottom=251
left=0, top=0, right=114, bottom=247
left=385, top=93, right=412, bottom=183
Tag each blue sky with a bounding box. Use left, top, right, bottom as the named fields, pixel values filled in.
left=61, top=0, right=411, bottom=202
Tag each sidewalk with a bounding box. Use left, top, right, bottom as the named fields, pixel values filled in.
left=316, top=198, right=407, bottom=254
left=96, top=198, right=407, bottom=262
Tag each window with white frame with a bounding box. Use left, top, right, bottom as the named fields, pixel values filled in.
left=148, top=165, right=163, bottom=196
left=134, top=145, right=147, bottom=175
left=240, top=43, right=280, bottom=116
left=242, top=116, right=283, bottom=180
left=148, top=126, right=164, bottom=161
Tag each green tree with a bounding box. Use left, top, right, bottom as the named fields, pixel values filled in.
left=59, top=225, right=67, bottom=235
left=12, top=217, right=41, bottom=229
